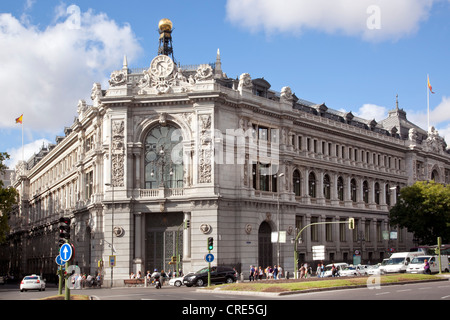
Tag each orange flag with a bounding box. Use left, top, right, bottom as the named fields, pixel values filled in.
left=427, top=76, right=435, bottom=94
left=15, top=114, right=23, bottom=124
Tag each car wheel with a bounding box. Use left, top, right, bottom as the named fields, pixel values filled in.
left=225, top=277, right=234, bottom=284
left=175, top=280, right=182, bottom=287
left=196, top=278, right=204, bottom=287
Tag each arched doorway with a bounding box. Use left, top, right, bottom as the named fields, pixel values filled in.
left=258, top=221, right=273, bottom=268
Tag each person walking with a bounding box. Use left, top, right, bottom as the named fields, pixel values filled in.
left=249, top=265, right=255, bottom=281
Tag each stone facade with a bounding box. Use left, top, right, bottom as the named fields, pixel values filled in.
left=2, top=32, right=450, bottom=286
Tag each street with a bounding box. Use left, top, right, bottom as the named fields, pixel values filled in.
left=1, top=278, right=449, bottom=301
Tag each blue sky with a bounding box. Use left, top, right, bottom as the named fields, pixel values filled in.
left=1, top=0, right=450, bottom=168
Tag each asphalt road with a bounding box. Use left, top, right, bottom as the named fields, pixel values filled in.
left=1, top=278, right=449, bottom=301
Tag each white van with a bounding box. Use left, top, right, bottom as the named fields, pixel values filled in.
left=406, top=255, right=450, bottom=274
left=383, top=252, right=422, bottom=273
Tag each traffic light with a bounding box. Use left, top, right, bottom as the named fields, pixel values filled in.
left=59, top=217, right=71, bottom=246
left=207, top=237, right=213, bottom=251
left=348, top=218, right=355, bottom=230
left=185, top=219, right=190, bottom=229
left=169, top=256, right=177, bottom=265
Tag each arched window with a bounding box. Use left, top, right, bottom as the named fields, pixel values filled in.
left=350, top=178, right=357, bottom=202
left=363, top=180, right=369, bottom=203
left=144, top=124, right=183, bottom=189
left=293, top=170, right=301, bottom=197
left=323, top=174, right=330, bottom=200
left=308, top=172, right=316, bottom=198
left=374, top=182, right=380, bottom=204
left=385, top=184, right=391, bottom=206
left=337, top=176, right=344, bottom=201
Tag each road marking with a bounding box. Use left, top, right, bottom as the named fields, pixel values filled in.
left=441, top=295, right=450, bottom=300
left=397, top=289, right=411, bottom=293
left=375, top=292, right=390, bottom=296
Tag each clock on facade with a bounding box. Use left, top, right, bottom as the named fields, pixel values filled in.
left=150, top=55, right=174, bottom=78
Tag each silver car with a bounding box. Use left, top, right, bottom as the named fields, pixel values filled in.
left=20, top=275, right=46, bottom=292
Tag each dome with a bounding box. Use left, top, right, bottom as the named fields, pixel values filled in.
left=158, top=18, right=173, bottom=32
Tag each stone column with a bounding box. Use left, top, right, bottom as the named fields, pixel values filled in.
left=133, top=212, right=143, bottom=274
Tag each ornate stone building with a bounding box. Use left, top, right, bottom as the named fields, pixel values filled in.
left=2, top=19, right=449, bottom=285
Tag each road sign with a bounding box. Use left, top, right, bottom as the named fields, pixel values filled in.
left=55, top=255, right=64, bottom=266
left=60, top=243, right=73, bottom=262
left=205, top=253, right=214, bottom=263
left=109, top=255, right=116, bottom=267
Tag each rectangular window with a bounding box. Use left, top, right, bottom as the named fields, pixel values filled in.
left=85, top=171, right=93, bottom=199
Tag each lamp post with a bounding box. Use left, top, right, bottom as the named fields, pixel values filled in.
left=105, top=182, right=114, bottom=287
left=276, top=172, right=284, bottom=268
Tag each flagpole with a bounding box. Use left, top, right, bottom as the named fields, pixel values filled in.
left=22, top=117, right=24, bottom=162
left=427, top=74, right=430, bottom=132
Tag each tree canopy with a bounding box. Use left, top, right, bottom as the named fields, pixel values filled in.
left=0, top=152, right=18, bottom=244
left=389, top=181, right=450, bottom=245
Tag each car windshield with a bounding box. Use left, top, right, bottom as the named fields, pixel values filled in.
left=411, top=257, right=428, bottom=264
left=195, top=267, right=210, bottom=274
left=387, top=258, right=405, bottom=265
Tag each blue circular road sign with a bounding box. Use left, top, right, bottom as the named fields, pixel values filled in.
left=55, top=255, right=64, bottom=266
left=205, top=253, right=214, bottom=263
left=60, top=243, right=73, bottom=262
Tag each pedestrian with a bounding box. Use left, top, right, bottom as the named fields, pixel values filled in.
left=258, top=266, right=263, bottom=280
left=130, top=272, right=135, bottom=279
left=300, top=264, right=306, bottom=278
left=278, top=265, right=283, bottom=279
left=273, top=265, right=278, bottom=279
left=316, top=263, right=322, bottom=277
left=249, top=265, right=255, bottom=281
left=304, top=263, right=308, bottom=278
left=424, top=259, right=430, bottom=274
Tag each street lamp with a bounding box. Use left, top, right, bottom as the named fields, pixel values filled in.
left=105, top=182, right=114, bottom=287
left=276, top=172, right=284, bottom=269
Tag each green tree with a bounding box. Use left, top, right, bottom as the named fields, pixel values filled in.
left=0, top=152, right=18, bottom=244
left=389, top=181, right=450, bottom=245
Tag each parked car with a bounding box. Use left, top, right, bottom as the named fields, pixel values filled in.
left=367, top=265, right=382, bottom=275
left=0, top=275, right=6, bottom=284
left=20, top=275, right=46, bottom=292
left=183, top=266, right=237, bottom=287
left=339, top=265, right=369, bottom=277
left=323, top=263, right=348, bottom=277
left=169, top=272, right=193, bottom=287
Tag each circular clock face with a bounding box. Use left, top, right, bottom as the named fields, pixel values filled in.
left=150, top=55, right=174, bottom=78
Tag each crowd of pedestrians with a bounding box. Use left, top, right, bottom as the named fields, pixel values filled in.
left=248, top=265, right=284, bottom=281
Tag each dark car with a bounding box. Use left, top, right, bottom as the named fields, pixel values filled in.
left=183, top=266, right=237, bottom=287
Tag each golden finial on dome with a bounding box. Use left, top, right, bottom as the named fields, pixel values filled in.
left=158, top=18, right=173, bottom=32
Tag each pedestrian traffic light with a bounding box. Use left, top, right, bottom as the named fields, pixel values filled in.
left=348, top=218, right=355, bottom=230
left=59, top=217, right=71, bottom=245
left=207, top=237, right=213, bottom=251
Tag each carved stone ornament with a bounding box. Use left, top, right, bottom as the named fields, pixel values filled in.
left=113, top=226, right=125, bottom=237
left=109, top=70, right=127, bottom=87
left=200, top=223, right=212, bottom=234
left=138, top=55, right=195, bottom=95
left=238, top=73, right=252, bottom=92
left=280, top=86, right=293, bottom=101
left=194, top=64, right=214, bottom=81
left=287, top=225, right=294, bottom=235
left=111, top=120, right=125, bottom=187
left=198, top=114, right=212, bottom=183
left=245, top=224, right=252, bottom=235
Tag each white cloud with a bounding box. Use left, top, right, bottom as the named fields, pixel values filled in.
left=5, top=138, right=51, bottom=169
left=354, top=104, right=387, bottom=121
left=0, top=5, right=143, bottom=134
left=225, top=0, right=435, bottom=41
